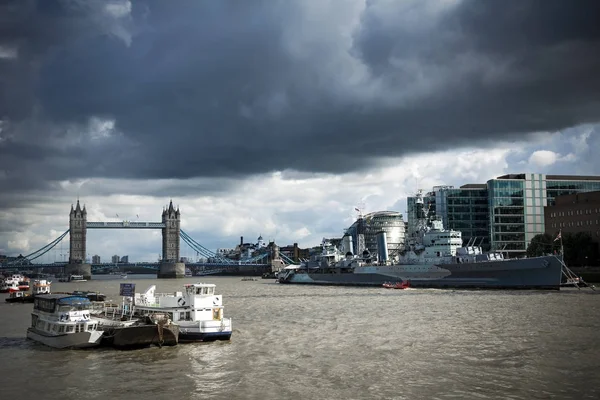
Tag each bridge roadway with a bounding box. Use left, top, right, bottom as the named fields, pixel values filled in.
left=86, top=221, right=166, bottom=229
left=0, top=261, right=270, bottom=272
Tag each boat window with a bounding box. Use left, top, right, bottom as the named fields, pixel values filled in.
left=196, top=288, right=201, bottom=295
left=66, top=325, right=74, bottom=333
left=59, top=326, right=65, bottom=333
left=179, top=312, right=185, bottom=320
left=185, top=312, right=190, bottom=320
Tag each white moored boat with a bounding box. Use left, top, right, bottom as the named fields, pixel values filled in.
left=31, top=279, right=52, bottom=296
left=129, top=283, right=232, bottom=342
left=27, top=294, right=104, bottom=349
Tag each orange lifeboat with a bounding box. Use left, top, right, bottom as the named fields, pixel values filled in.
left=382, top=281, right=410, bottom=289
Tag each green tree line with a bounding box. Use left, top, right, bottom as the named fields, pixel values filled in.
left=526, top=232, right=600, bottom=266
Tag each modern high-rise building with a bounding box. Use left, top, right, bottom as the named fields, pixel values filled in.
left=487, top=174, right=600, bottom=256
left=444, top=184, right=490, bottom=249
left=91, top=254, right=101, bottom=264
left=112, top=254, right=120, bottom=264
left=411, top=173, right=600, bottom=258
left=407, top=174, right=600, bottom=257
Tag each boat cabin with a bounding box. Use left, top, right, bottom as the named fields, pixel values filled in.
left=31, top=294, right=98, bottom=334
left=32, top=279, right=51, bottom=296
left=132, top=283, right=224, bottom=323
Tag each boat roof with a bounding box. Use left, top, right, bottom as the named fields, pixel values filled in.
left=35, top=294, right=90, bottom=301
left=184, top=283, right=216, bottom=288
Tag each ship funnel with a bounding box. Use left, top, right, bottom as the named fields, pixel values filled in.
left=376, top=231, right=389, bottom=263
left=342, top=235, right=354, bottom=256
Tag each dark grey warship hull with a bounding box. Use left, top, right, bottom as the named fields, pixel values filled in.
left=278, top=255, right=564, bottom=290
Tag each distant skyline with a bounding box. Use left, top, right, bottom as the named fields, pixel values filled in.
left=1, top=1, right=599, bottom=262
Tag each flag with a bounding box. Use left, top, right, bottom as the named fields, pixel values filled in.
left=355, top=207, right=360, bottom=212
left=116, top=213, right=119, bottom=218
left=136, top=214, right=139, bottom=218
left=554, top=231, right=561, bottom=242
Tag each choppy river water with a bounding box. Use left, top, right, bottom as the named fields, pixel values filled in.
left=0, top=275, right=599, bottom=400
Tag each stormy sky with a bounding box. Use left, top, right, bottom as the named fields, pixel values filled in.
left=1, top=0, right=599, bottom=261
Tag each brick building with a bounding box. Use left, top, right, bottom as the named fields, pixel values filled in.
left=544, top=190, right=600, bottom=256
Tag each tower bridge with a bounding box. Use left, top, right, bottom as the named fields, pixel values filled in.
left=67, top=199, right=184, bottom=279
left=1, top=200, right=285, bottom=278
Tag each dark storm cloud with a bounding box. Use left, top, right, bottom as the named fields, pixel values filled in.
left=1, top=0, right=599, bottom=193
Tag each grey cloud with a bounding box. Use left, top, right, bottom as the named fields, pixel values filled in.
left=1, top=0, right=599, bottom=199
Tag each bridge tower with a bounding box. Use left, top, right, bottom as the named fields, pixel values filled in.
left=158, top=200, right=185, bottom=278
left=66, top=200, right=92, bottom=279
left=269, top=242, right=285, bottom=273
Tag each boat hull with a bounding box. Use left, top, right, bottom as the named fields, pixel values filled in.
left=26, top=328, right=104, bottom=349
left=178, top=319, right=232, bottom=343
left=5, top=295, right=33, bottom=303
left=279, top=255, right=563, bottom=290
left=102, top=324, right=179, bottom=349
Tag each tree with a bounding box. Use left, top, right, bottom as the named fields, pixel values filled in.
left=527, top=231, right=599, bottom=266
left=562, top=232, right=599, bottom=267
left=526, top=233, right=557, bottom=257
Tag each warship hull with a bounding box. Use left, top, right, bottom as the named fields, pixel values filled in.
left=278, top=255, right=564, bottom=290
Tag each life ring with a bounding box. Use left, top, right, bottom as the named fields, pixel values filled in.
left=178, top=298, right=186, bottom=306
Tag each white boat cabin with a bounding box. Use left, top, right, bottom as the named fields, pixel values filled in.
left=132, top=283, right=225, bottom=323
left=32, top=279, right=51, bottom=296
left=31, top=295, right=99, bottom=335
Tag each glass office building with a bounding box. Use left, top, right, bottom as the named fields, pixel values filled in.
left=445, top=184, right=490, bottom=250
left=488, top=174, right=600, bottom=256
left=409, top=174, right=600, bottom=258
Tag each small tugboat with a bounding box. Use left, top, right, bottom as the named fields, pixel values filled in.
left=130, top=283, right=232, bottom=342
left=26, top=294, right=104, bottom=349
left=382, top=281, right=411, bottom=289
left=31, top=279, right=52, bottom=296
left=6, top=291, right=32, bottom=303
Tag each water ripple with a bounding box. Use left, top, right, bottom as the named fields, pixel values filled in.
left=1, top=279, right=599, bottom=399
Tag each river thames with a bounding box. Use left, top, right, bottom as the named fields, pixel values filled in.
left=0, top=276, right=599, bottom=400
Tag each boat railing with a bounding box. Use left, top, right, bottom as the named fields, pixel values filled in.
left=155, top=292, right=178, bottom=298
left=134, top=295, right=164, bottom=307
